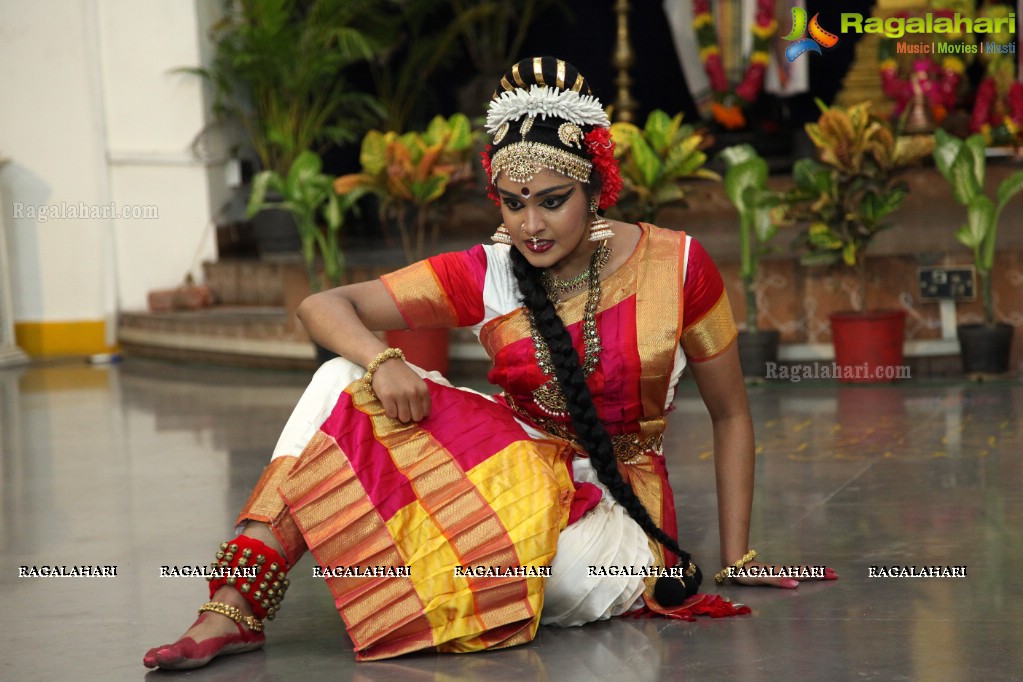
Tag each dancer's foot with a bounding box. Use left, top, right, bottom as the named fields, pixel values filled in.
left=143, top=587, right=264, bottom=670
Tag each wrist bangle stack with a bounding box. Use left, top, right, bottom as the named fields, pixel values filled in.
left=363, top=348, right=406, bottom=387
left=714, top=549, right=757, bottom=584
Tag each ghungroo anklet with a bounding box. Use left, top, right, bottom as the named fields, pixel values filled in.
left=208, top=536, right=290, bottom=621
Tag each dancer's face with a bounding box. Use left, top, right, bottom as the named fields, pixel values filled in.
left=495, top=168, right=596, bottom=277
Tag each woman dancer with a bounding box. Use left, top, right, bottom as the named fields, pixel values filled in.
left=144, top=57, right=834, bottom=670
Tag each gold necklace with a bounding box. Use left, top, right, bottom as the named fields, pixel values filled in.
left=540, top=240, right=612, bottom=300
left=529, top=241, right=608, bottom=417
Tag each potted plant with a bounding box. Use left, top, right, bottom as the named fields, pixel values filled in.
left=932, top=128, right=1023, bottom=375
left=334, top=113, right=476, bottom=372
left=248, top=150, right=359, bottom=363
left=248, top=150, right=356, bottom=293
left=784, top=100, right=934, bottom=382
left=719, top=144, right=785, bottom=378
left=187, top=0, right=385, bottom=255
left=609, top=110, right=719, bottom=224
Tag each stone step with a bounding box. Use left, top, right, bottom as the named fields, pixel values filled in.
left=118, top=305, right=485, bottom=371
left=119, top=306, right=315, bottom=368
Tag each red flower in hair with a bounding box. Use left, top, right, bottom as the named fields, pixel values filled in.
left=584, top=127, right=622, bottom=211
left=479, top=146, right=501, bottom=208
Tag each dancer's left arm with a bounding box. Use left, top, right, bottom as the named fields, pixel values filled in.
left=687, top=342, right=837, bottom=588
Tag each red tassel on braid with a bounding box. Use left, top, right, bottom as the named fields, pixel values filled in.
left=625, top=593, right=752, bottom=621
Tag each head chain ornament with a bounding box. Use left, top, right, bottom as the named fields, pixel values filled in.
left=482, top=60, right=622, bottom=211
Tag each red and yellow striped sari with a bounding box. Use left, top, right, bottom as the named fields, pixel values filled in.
left=237, top=224, right=737, bottom=659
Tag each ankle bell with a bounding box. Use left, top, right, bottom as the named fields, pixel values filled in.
left=207, top=536, right=290, bottom=621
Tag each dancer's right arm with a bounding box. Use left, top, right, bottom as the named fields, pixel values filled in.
left=297, top=281, right=431, bottom=423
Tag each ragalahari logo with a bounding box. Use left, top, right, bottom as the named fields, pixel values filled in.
left=783, top=7, right=839, bottom=61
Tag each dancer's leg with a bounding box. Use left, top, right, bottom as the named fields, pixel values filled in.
left=144, top=359, right=367, bottom=670
left=142, top=522, right=294, bottom=670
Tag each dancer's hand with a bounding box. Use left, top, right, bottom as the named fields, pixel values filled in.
left=726, top=560, right=838, bottom=589
left=371, top=360, right=432, bottom=423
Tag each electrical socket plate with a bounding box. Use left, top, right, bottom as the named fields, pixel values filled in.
left=918, top=266, right=975, bottom=301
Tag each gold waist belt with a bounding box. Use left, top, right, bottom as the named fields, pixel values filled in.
left=503, top=393, right=663, bottom=463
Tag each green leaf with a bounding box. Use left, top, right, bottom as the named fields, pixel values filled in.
left=360, top=131, right=388, bottom=176
left=246, top=170, right=279, bottom=217
left=629, top=135, right=661, bottom=190
left=422, top=115, right=448, bottom=146
left=961, top=194, right=995, bottom=250
left=444, top=113, right=473, bottom=151
left=724, top=158, right=767, bottom=211
left=792, top=158, right=828, bottom=193
left=411, top=174, right=448, bottom=205
left=719, top=144, right=758, bottom=168
left=953, top=224, right=972, bottom=248
left=609, top=122, right=640, bottom=153
left=643, top=110, right=673, bottom=153
left=931, top=128, right=961, bottom=182
left=949, top=150, right=981, bottom=205
left=842, top=242, right=858, bottom=267
left=752, top=207, right=777, bottom=244
left=963, top=134, right=986, bottom=188
left=996, top=169, right=1023, bottom=210
left=322, top=192, right=342, bottom=232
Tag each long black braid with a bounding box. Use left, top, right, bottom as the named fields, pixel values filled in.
left=509, top=245, right=702, bottom=604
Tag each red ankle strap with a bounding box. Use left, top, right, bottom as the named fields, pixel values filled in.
left=207, top=535, right=290, bottom=621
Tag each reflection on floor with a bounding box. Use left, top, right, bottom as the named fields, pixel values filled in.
left=2, top=359, right=1021, bottom=681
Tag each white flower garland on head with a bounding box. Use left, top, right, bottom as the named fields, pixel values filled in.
left=485, top=85, right=610, bottom=135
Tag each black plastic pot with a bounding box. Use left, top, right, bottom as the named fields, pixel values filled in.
left=314, top=343, right=339, bottom=366
left=251, top=191, right=301, bottom=257
left=958, top=323, right=1014, bottom=375
left=738, top=329, right=780, bottom=378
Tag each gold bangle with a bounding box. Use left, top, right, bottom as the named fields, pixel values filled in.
left=714, top=549, right=757, bottom=584
left=363, top=347, right=406, bottom=387
left=198, top=601, right=264, bottom=632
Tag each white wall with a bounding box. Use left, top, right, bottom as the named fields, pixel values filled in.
left=0, top=0, right=228, bottom=344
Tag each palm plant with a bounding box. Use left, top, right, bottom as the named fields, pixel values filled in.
left=187, top=0, right=387, bottom=175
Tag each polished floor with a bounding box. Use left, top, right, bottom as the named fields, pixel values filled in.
left=2, top=359, right=1022, bottom=681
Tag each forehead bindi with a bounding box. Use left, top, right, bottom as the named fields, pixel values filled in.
left=520, top=187, right=531, bottom=197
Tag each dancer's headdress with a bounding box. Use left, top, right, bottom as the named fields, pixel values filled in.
left=481, top=57, right=621, bottom=211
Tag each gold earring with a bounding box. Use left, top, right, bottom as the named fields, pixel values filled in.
left=491, top=223, right=512, bottom=245
left=588, top=199, right=614, bottom=242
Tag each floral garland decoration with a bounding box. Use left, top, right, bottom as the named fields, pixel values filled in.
left=584, top=127, right=622, bottom=211
left=878, top=10, right=967, bottom=123
left=970, top=1, right=1023, bottom=145
left=693, top=0, right=778, bottom=130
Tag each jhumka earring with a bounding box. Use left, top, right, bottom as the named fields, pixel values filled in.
left=588, top=199, right=614, bottom=242
left=491, top=223, right=513, bottom=245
